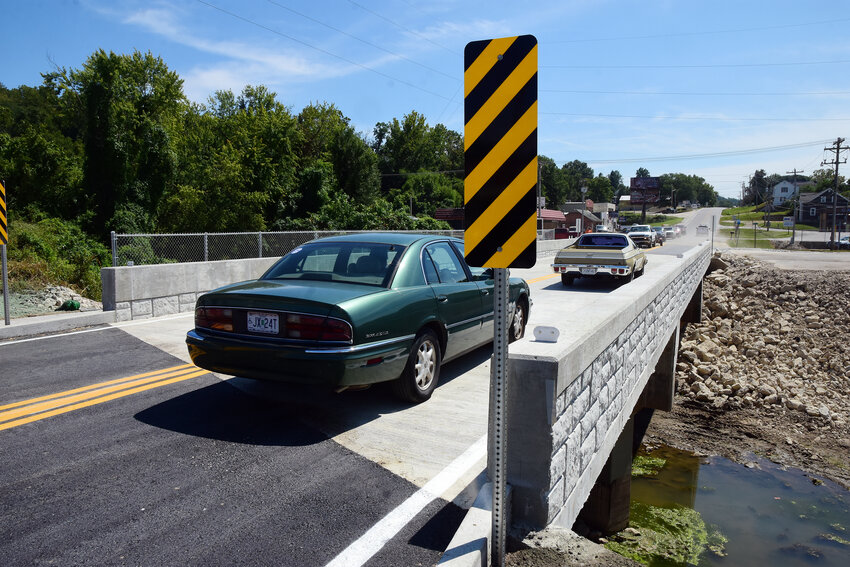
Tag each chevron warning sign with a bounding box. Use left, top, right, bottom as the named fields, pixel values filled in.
left=463, top=34, right=537, bottom=268
left=0, top=180, right=7, bottom=245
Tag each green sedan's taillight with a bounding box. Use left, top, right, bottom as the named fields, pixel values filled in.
left=196, top=307, right=234, bottom=332
left=284, top=314, right=352, bottom=342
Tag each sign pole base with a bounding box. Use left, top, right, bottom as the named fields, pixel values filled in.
left=2, top=245, right=10, bottom=326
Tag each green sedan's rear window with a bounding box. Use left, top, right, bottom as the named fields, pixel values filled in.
left=263, top=242, right=406, bottom=286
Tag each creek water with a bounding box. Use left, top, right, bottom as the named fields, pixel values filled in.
left=629, top=445, right=850, bottom=566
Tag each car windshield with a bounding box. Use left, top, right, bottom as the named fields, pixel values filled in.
left=263, top=242, right=405, bottom=287
left=629, top=225, right=651, bottom=232
left=577, top=234, right=628, bottom=248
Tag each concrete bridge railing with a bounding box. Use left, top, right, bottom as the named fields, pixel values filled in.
left=505, top=244, right=711, bottom=532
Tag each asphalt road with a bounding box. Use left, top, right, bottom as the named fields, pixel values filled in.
left=0, top=329, right=463, bottom=566
left=0, top=219, right=712, bottom=567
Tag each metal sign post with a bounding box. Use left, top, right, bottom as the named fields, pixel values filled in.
left=1, top=180, right=8, bottom=326
left=2, top=245, right=8, bottom=326
left=490, top=267, right=509, bottom=566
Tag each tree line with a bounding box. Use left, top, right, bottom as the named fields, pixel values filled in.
left=1, top=48, right=721, bottom=244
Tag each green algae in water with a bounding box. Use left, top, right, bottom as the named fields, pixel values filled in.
left=816, top=533, right=850, bottom=547
left=605, top=501, right=727, bottom=566
left=620, top=445, right=850, bottom=566
left=633, top=455, right=667, bottom=478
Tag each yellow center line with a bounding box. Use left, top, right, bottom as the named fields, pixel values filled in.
left=0, top=363, right=195, bottom=411
left=0, top=366, right=203, bottom=424
left=0, top=369, right=209, bottom=432
left=527, top=273, right=559, bottom=284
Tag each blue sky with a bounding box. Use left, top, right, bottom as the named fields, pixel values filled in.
left=3, top=0, right=850, bottom=199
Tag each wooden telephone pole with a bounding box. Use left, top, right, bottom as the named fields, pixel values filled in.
left=821, top=138, right=849, bottom=249
left=786, top=168, right=804, bottom=245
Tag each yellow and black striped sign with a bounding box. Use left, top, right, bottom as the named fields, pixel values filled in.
left=0, top=180, right=7, bottom=245
left=463, top=35, right=537, bottom=268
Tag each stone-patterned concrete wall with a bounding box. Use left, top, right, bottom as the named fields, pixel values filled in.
left=101, top=258, right=278, bottom=322
left=507, top=246, right=711, bottom=530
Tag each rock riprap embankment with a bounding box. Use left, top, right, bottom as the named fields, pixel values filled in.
left=4, top=285, right=102, bottom=318
left=676, top=253, right=850, bottom=430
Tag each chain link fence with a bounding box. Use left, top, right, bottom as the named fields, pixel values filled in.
left=111, top=229, right=558, bottom=266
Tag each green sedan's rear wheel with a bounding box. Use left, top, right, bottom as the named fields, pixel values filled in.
left=561, top=274, right=574, bottom=286
left=509, top=300, right=527, bottom=342
left=392, top=329, right=441, bottom=403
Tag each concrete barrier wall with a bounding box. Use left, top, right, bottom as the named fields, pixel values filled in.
left=505, top=245, right=711, bottom=530
left=101, top=238, right=568, bottom=322
left=100, top=258, right=278, bottom=321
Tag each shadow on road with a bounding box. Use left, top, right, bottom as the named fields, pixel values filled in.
left=135, top=344, right=492, bottom=445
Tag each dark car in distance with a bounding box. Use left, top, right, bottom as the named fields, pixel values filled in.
left=186, top=233, right=531, bottom=403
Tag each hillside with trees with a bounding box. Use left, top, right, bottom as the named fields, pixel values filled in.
left=1, top=48, right=721, bottom=298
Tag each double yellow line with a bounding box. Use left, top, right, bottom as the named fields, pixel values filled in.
left=0, top=363, right=208, bottom=432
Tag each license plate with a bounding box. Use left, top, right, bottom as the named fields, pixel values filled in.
left=580, top=267, right=597, bottom=275
left=246, top=311, right=279, bottom=334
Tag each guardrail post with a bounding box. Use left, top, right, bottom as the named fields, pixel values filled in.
left=204, top=233, right=209, bottom=262
left=110, top=231, right=117, bottom=267
left=258, top=232, right=263, bottom=258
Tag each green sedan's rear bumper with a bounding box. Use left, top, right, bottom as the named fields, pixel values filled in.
left=186, top=329, right=411, bottom=387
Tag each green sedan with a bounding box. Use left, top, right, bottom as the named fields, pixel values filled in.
left=186, top=233, right=531, bottom=403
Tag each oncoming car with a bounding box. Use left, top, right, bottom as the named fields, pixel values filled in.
left=552, top=232, right=648, bottom=286
left=186, top=233, right=531, bottom=403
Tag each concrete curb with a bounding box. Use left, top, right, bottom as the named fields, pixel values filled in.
left=0, top=310, right=116, bottom=340
left=438, top=482, right=492, bottom=567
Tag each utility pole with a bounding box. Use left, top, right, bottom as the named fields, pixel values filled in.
left=821, top=137, right=848, bottom=250
left=786, top=168, right=803, bottom=245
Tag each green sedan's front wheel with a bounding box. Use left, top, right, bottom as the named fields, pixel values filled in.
left=392, top=330, right=441, bottom=403
left=509, top=301, right=527, bottom=342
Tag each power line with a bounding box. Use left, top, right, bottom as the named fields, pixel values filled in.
left=540, top=112, right=850, bottom=122
left=582, top=139, right=833, bottom=164
left=547, top=17, right=850, bottom=43
left=541, top=88, right=850, bottom=97
left=195, top=0, right=453, bottom=102
left=264, top=0, right=457, bottom=81
left=542, top=59, right=850, bottom=70
left=345, top=0, right=458, bottom=55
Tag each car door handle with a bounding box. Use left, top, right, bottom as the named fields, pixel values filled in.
left=437, top=295, right=449, bottom=303
left=480, top=289, right=490, bottom=295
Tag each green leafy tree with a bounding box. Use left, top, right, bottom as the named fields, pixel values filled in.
left=329, top=126, right=380, bottom=204
left=389, top=172, right=461, bottom=217
left=538, top=156, right=568, bottom=209
left=586, top=174, right=613, bottom=203
left=743, top=169, right=768, bottom=206
left=47, top=49, right=186, bottom=236
left=372, top=111, right=463, bottom=214
left=607, top=170, right=625, bottom=195
left=561, top=160, right=594, bottom=201
left=161, top=86, right=301, bottom=232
